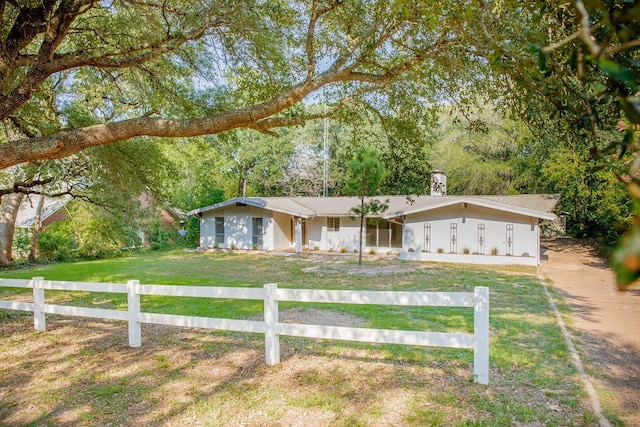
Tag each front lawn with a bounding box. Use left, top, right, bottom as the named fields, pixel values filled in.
left=0, top=250, right=597, bottom=425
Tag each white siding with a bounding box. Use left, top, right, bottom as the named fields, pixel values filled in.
left=200, top=214, right=216, bottom=248
left=307, top=217, right=399, bottom=253
left=307, top=217, right=323, bottom=250
left=402, top=204, right=540, bottom=265
left=271, top=211, right=292, bottom=250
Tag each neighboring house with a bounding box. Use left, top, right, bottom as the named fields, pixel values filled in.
left=137, top=193, right=186, bottom=245
left=188, top=173, right=559, bottom=266
left=15, top=193, right=185, bottom=247
left=15, top=195, right=71, bottom=231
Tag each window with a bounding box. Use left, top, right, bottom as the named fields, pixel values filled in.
left=252, top=217, right=263, bottom=246
left=366, top=220, right=377, bottom=246
left=366, top=219, right=403, bottom=248
left=215, top=217, right=225, bottom=245
left=327, top=217, right=340, bottom=231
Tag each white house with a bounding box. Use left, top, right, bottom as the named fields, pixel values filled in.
left=188, top=175, right=558, bottom=266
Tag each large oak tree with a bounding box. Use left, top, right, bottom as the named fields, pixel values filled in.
left=0, top=0, right=469, bottom=170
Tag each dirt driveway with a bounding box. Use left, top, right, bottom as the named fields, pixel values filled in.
left=538, top=238, right=640, bottom=425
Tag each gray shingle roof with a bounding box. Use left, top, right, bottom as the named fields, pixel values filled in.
left=189, top=194, right=559, bottom=220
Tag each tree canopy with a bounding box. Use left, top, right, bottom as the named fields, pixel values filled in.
left=1, top=0, right=640, bottom=286
left=0, top=0, right=473, bottom=170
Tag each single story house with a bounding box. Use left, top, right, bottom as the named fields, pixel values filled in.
left=188, top=179, right=559, bottom=266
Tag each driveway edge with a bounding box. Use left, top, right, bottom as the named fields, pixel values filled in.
left=538, top=272, right=611, bottom=427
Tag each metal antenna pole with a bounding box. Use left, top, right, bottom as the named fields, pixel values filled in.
left=323, top=103, right=329, bottom=197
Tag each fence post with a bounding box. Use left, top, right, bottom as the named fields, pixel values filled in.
left=264, top=283, right=280, bottom=365
left=127, top=280, right=141, bottom=347
left=474, top=286, right=490, bottom=384
left=32, top=276, right=45, bottom=331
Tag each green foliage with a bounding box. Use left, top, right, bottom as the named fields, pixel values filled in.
left=144, top=219, right=177, bottom=251
left=611, top=225, right=640, bottom=288
left=345, top=147, right=388, bottom=198
left=38, top=220, right=77, bottom=262
left=184, top=217, right=202, bottom=248
left=380, top=117, right=433, bottom=195
left=345, top=147, right=389, bottom=265
left=70, top=204, right=133, bottom=259
left=429, top=102, right=533, bottom=196
left=11, top=230, right=30, bottom=260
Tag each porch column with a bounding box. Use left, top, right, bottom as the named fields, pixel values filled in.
left=295, top=218, right=302, bottom=253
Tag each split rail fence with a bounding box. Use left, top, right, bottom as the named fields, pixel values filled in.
left=0, top=277, right=489, bottom=384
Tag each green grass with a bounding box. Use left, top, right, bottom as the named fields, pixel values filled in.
left=0, top=249, right=604, bottom=425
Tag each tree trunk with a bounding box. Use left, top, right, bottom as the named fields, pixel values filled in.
left=28, top=195, right=45, bottom=261
left=358, top=196, right=365, bottom=266
left=0, top=192, right=24, bottom=266
left=358, top=213, right=364, bottom=266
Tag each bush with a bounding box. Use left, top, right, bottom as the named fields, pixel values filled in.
left=12, top=229, right=31, bottom=259
left=184, top=216, right=200, bottom=248
left=38, top=220, right=78, bottom=262
left=144, top=219, right=177, bottom=250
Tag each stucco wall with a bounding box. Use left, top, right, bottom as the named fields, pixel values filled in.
left=307, top=216, right=400, bottom=252
left=402, top=204, right=539, bottom=261
left=271, top=211, right=292, bottom=250
left=200, top=213, right=216, bottom=248
left=200, top=206, right=274, bottom=250
left=307, top=217, right=361, bottom=251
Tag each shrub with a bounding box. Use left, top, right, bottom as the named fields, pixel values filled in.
left=369, top=249, right=376, bottom=255
left=313, top=245, right=319, bottom=251
left=145, top=219, right=176, bottom=250
left=38, top=220, right=77, bottom=262
left=463, top=247, right=470, bottom=254
left=340, top=247, right=347, bottom=253
left=491, top=247, right=498, bottom=256
left=437, top=248, right=444, bottom=253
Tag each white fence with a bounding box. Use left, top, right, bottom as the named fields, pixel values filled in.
left=0, top=277, right=490, bottom=384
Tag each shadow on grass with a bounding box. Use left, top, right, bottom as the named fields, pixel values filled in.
left=0, top=316, right=481, bottom=426
left=0, top=307, right=595, bottom=426
left=0, top=256, right=601, bottom=425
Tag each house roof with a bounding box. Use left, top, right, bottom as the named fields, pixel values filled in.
left=15, top=195, right=71, bottom=228
left=188, top=194, right=559, bottom=221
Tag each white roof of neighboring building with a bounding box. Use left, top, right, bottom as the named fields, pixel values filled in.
left=188, top=194, right=559, bottom=221
left=15, top=195, right=71, bottom=228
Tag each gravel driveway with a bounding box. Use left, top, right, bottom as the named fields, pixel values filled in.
left=539, top=238, right=640, bottom=425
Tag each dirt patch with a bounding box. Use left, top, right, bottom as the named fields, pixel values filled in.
left=0, top=316, right=480, bottom=426
left=301, top=263, right=434, bottom=276
left=539, top=238, right=640, bottom=425
left=278, top=307, right=367, bottom=327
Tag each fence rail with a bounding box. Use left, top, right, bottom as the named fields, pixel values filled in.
left=0, top=277, right=490, bottom=384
